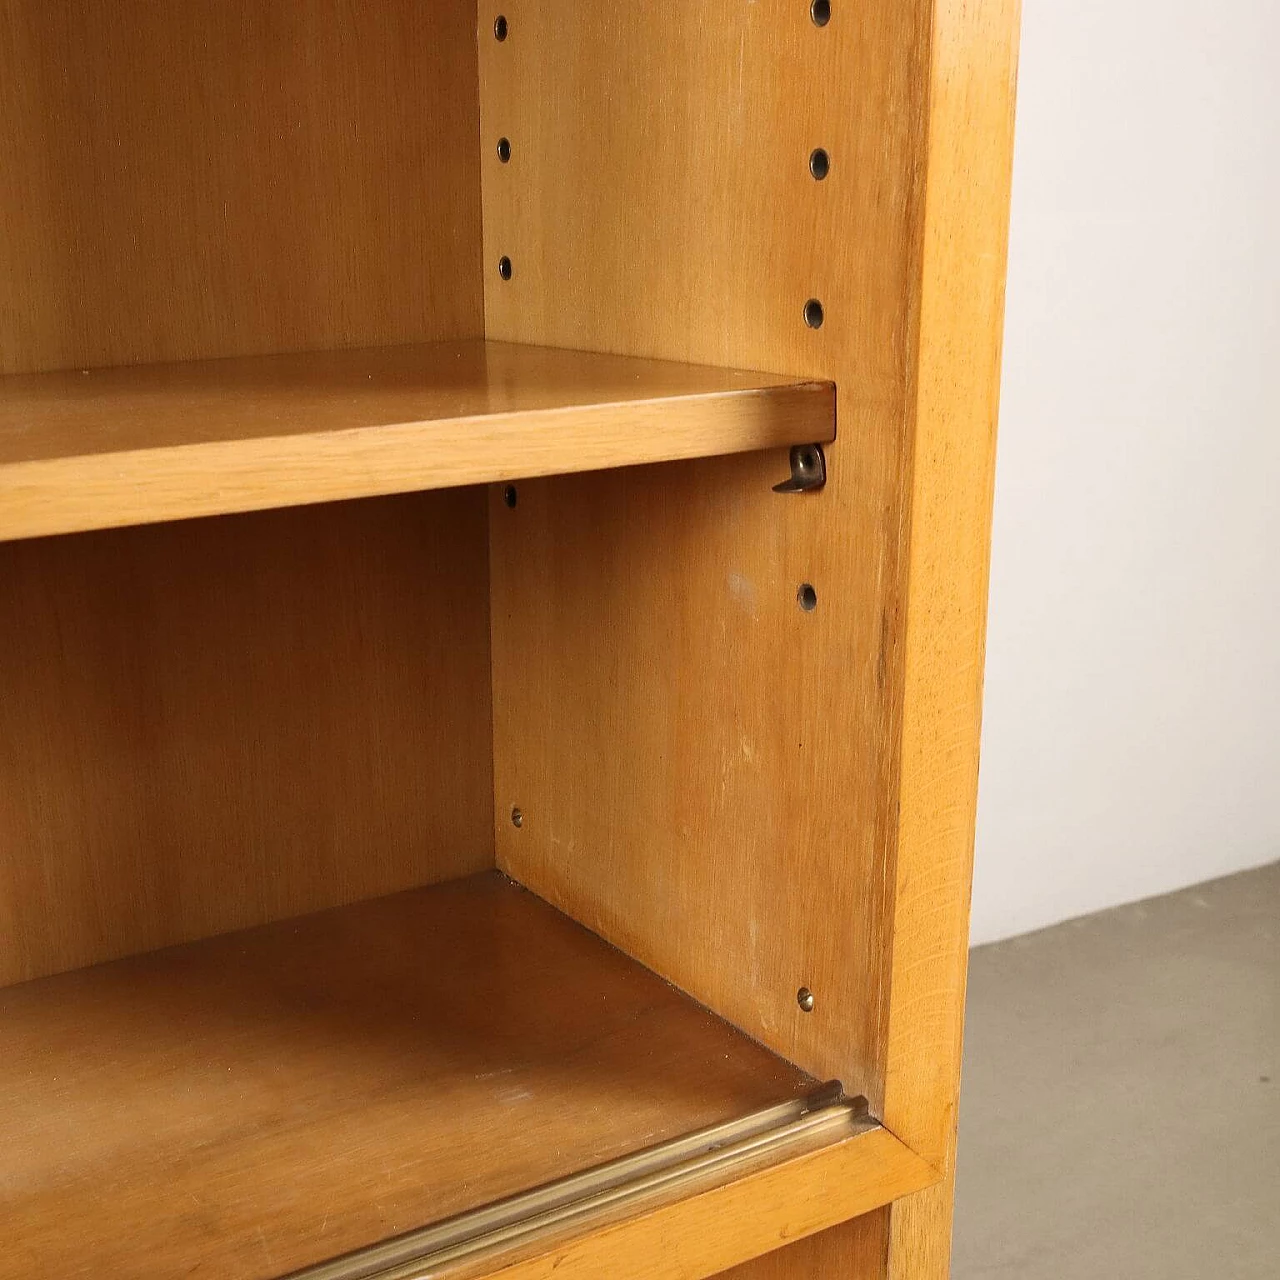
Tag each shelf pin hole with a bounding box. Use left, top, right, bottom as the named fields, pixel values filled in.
left=494, top=15, right=508, bottom=40
left=498, top=256, right=513, bottom=281
left=798, top=583, right=818, bottom=612
left=810, top=1, right=831, bottom=27
left=511, top=806, right=524, bottom=829
left=797, top=987, right=816, bottom=1012
left=803, top=298, right=824, bottom=329
left=497, top=137, right=512, bottom=163
left=503, top=484, right=518, bottom=508
left=809, top=148, right=830, bottom=180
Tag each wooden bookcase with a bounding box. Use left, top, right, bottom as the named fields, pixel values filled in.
left=0, top=3, right=1020, bottom=1277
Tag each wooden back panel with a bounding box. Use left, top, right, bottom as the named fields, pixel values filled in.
left=481, top=1, right=931, bottom=1104
left=0, top=0, right=481, bottom=374
left=0, top=5, right=498, bottom=986
left=0, top=493, right=494, bottom=986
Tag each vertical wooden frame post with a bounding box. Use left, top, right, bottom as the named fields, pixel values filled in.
left=884, top=0, right=1021, bottom=1272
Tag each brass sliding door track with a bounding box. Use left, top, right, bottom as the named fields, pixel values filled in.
left=286, top=1083, right=868, bottom=1280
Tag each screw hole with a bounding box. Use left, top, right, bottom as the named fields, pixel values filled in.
left=494, top=14, right=508, bottom=40
left=511, top=806, right=524, bottom=829
left=498, top=255, right=513, bottom=281
left=810, top=0, right=831, bottom=27
left=804, top=298, right=824, bottom=329
left=497, top=137, right=512, bottom=163
left=797, top=987, right=816, bottom=1012
left=798, top=583, right=818, bottom=612
left=502, top=484, right=518, bottom=508
left=809, top=148, right=830, bottom=181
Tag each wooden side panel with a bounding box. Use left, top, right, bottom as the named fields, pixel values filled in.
left=0, top=0, right=481, bottom=374
left=0, top=492, right=494, bottom=985
left=886, top=0, right=1020, bottom=1272
left=482, top=3, right=1018, bottom=1272
left=482, top=2, right=931, bottom=1104
left=489, top=451, right=896, bottom=1101
left=714, top=1211, right=888, bottom=1280
left=885, top=0, right=1021, bottom=1170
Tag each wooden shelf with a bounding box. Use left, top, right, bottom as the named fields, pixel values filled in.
left=0, top=873, right=820, bottom=1279
left=0, top=340, right=834, bottom=542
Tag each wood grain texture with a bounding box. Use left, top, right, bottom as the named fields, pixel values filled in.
left=0, top=873, right=818, bottom=1279
left=887, top=1175, right=956, bottom=1280
left=883, top=0, right=1021, bottom=1171
left=489, top=451, right=897, bottom=1100
left=481, top=5, right=1018, bottom=1275
left=0, top=0, right=481, bottom=375
left=471, top=1128, right=929, bottom=1280
left=0, top=340, right=832, bottom=541
left=713, top=1210, right=889, bottom=1280
left=0, top=492, right=493, bottom=985
left=483, top=1, right=931, bottom=1102
left=884, top=1, right=1020, bottom=1271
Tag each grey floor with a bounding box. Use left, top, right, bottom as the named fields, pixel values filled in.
left=953, top=861, right=1279, bottom=1279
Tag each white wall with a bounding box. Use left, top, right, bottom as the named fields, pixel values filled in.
left=971, top=0, right=1280, bottom=945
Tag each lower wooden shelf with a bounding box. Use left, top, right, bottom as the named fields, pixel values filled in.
left=0, top=873, right=933, bottom=1280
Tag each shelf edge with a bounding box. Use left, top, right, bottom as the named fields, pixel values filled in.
left=0, top=383, right=833, bottom=543
left=282, top=1090, right=934, bottom=1280
left=466, top=1123, right=934, bottom=1280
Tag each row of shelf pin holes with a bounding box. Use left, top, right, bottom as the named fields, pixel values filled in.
left=493, top=6, right=827, bottom=1019
left=800, top=2, right=827, bottom=1018
left=490, top=6, right=833, bottom=334
left=494, top=15, right=512, bottom=280
left=802, top=0, right=829, bottom=1035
